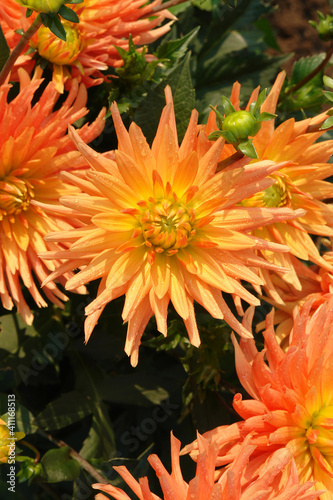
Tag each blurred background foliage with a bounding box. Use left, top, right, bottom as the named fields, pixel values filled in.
left=1, top=0, right=333, bottom=498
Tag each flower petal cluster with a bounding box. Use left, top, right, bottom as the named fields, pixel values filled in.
left=92, top=432, right=321, bottom=500
left=0, top=68, right=105, bottom=324
left=0, top=0, right=175, bottom=92
left=206, top=71, right=333, bottom=294
left=183, top=301, right=333, bottom=499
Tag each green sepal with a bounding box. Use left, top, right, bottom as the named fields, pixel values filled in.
left=323, top=90, right=333, bottom=103
left=320, top=115, right=333, bottom=130
left=219, top=129, right=237, bottom=143
left=238, top=139, right=258, bottom=159
left=58, top=4, right=79, bottom=23
left=209, top=105, right=225, bottom=128
left=48, top=16, right=67, bottom=41
left=207, top=131, right=224, bottom=141
left=252, top=88, right=267, bottom=114
left=323, top=75, right=333, bottom=88
left=68, top=0, right=83, bottom=3
left=221, top=96, right=236, bottom=116
left=259, top=112, right=277, bottom=121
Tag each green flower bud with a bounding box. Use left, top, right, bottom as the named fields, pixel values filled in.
left=14, top=0, right=67, bottom=14
left=309, top=12, right=333, bottom=41
left=222, top=110, right=257, bottom=141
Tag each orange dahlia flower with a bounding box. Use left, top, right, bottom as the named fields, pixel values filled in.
left=183, top=302, right=333, bottom=499
left=0, top=68, right=105, bottom=324
left=0, top=0, right=175, bottom=92
left=40, top=86, right=304, bottom=365
left=206, top=71, right=333, bottom=294
left=92, top=432, right=321, bottom=500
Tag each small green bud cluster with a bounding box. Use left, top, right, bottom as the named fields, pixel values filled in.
left=208, top=89, right=276, bottom=159
left=309, top=11, right=333, bottom=41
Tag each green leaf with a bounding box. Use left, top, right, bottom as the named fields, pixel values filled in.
left=41, top=447, right=81, bottom=483
left=26, top=8, right=33, bottom=17
left=156, top=27, right=199, bottom=64
left=35, top=390, right=94, bottom=430
left=0, top=24, right=10, bottom=72
left=134, top=52, right=195, bottom=144
left=238, top=139, right=258, bottom=158
left=58, top=4, right=79, bottom=23
left=289, top=54, right=326, bottom=86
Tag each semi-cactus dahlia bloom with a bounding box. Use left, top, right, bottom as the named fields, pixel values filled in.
left=40, top=86, right=304, bottom=365
left=183, top=302, right=333, bottom=499
left=206, top=71, right=333, bottom=294
left=0, top=68, right=105, bottom=324
left=92, top=433, right=321, bottom=500
left=0, top=0, right=175, bottom=92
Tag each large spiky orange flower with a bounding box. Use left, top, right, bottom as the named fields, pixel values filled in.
left=92, top=432, right=321, bottom=500
left=0, top=68, right=105, bottom=324
left=39, top=86, right=304, bottom=365
left=0, top=0, right=175, bottom=92
left=183, top=301, right=333, bottom=499
left=206, top=71, right=333, bottom=295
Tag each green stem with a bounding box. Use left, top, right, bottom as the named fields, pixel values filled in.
left=20, top=440, right=40, bottom=465
left=0, top=15, right=42, bottom=87
left=279, top=40, right=333, bottom=102
left=38, top=430, right=110, bottom=484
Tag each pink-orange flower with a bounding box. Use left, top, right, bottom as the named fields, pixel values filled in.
left=205, top=71, right=333, bottom=294
left=0, top=0, right=175, bottom=92
left=183, top=302, right=333, bottom=499
left=39, top=86, right=304, bottom=365
left=0, top=68, right=105, bottom=323
left=92, top=432, right=321, bottom=500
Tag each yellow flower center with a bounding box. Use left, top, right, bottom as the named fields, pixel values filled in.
left=140, top=198, right=196, bottom=256
left=241, top=174, right=291, bottom=208
left=0, top=424, right=11, bottom=461
left=35, top=22, right=82, bottom=65
left=0, top=176, right=34, bottom=220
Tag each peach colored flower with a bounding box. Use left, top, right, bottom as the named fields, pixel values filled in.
left=0, top=0, right=175, bottom=92
left=205, top=71, right=333, bottom=294
left=183, top=302, right=333, bottom=499
left=92, top=432, right=322, bottom=500
left=39, top=86, right=304, bottom=365
left=0, top=68, right=105, bottom=324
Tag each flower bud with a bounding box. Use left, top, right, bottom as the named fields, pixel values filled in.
left=222, top=110, right=257, bottom=141
left=14, top=0, right=67, bottom=14
left=36, top=22, right=82, bottom=64
left=309, top=12, right=333, bottom=41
